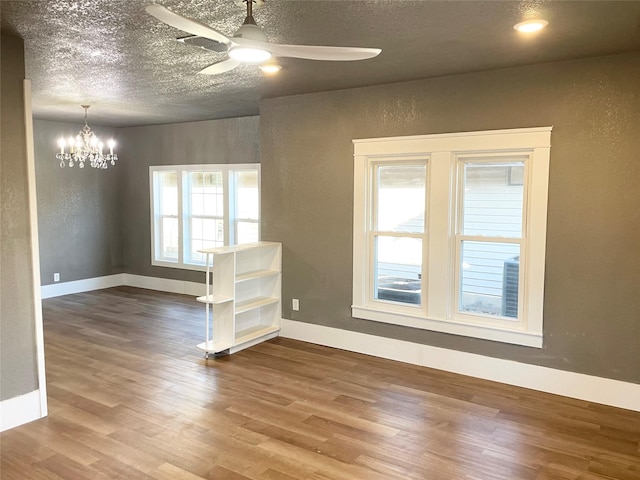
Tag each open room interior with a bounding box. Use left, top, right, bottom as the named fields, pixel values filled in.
left=1, top=1, right=639, bottom=479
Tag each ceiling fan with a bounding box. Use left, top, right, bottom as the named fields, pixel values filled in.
left=145, top=1, right=382, bottom=75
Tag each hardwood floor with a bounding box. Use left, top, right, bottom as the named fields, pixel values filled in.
left=1, top=286, right=639, bottom=479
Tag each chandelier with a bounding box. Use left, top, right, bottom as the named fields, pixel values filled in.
left=56, top=105, right=118, bottom=169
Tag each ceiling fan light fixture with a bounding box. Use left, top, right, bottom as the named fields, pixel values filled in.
left=229, top=46, right=272, bottom=63
left=513, top=19, right=548, bottom=33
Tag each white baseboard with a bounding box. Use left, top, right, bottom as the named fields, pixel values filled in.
left=41, top=274, right=126, bottom=299
left=41, top=273, right=205, bottom=299
left=123, top=274, right=204, bottom=297
left=1, top=390, right=46, bottom=432
left=280, top=319, right=640, bottom=413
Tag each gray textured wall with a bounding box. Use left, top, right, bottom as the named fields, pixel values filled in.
left=119, top=116, right=260, bottom=283
left=1, top=35, right=39, bottom=401
left=260, top=52, right=640, bottom=384
left=34, top=119, right=123, bottom=285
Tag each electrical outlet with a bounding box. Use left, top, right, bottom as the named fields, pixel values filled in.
left=292, top=298, right=299, bottom=311
left=54, top=273, right=60, bottom=282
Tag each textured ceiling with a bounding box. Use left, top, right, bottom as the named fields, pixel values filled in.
left=2, top=0, right=640, bottom=127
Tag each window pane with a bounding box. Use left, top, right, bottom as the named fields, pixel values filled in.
left=191, top=193, right=204, bottom=216
left=158, top=171, right=178, bottom=216
left=204, top=171, right=223, bottom=188
left=161, top=216, right=178, bottom=259
left=190, top=242, right=205, bottom=264
left=203, top=193, right=223, bottom=217
left=459, top=241, right=520, bottom=318
left=376, top=165, right=426, bottom=233
left=236, top=170, right=259, bottom=220
left=190, top=172, right=223, bottom=217
left=191, top=219, right=223, bottom=242
left=190, top=220, right=224, bottom=263
left=203, top=172, right=223, bottom=216
left=462, top=162, right=524, bottom=238
left=374, top=236, right=422, bottom=305
left=203, top=219, right=223, bottom=241
left=237, top=221, right=259, bottom=244
left=191, top=217, right=203, bottom=239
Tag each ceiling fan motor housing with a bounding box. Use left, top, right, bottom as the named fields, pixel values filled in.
left=233, top=23, right=268, bottom=43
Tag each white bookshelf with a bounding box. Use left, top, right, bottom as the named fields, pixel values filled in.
left=196, top=241, right=281, bottom=358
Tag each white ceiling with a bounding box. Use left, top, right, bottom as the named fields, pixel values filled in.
left=2, top=0, right=640, bottom=127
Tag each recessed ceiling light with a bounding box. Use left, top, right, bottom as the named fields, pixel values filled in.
left=259, top=64, right=282, bottom=74
left=513, top=19, right=549, bottom=33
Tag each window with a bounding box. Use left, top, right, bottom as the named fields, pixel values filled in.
left=153, top=170, right=179, bottom=262
left=233, top=169, right=260, bottom=244
left=150, top=164, right=260, bottom=270
left=373, top=161, right=427, bottom=307
left=187, top=170, right=224, bottom=264
left=353, top=127, right=551, bottom=347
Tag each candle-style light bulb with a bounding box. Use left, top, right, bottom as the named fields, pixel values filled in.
left=107, top=139, right=115, bottom=155
left=68, top=136, right=75, bottom=154
left=98, top=142, right=104, bottom=154
left=58, top=138, right=65, bottom=154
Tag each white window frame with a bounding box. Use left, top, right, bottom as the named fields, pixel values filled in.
left=353, top=127, right=552, bottom=347
left=150, top=163, right=261, bottom=271
left=151, top=167, right=181, bottom=263
left=183, top=169, right=227, bottom=264
left=453, top=153, right=530, bottom=329
left=369, top=158, right=430, bottom=317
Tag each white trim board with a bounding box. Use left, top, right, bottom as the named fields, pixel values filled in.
left=280, top=319, right=640, bottom=413
left=24, top=79, right=48, bottom=420
left=1, top=390, right=44, bottom=432
left=41, top=274, right=127, bottom=299
left=124, top=274, right=204, bottom=297
left=41, top=273, right=205, bottom=299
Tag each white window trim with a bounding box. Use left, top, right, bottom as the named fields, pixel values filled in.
left=353, top=127, right=552, bottom=348
left=150, top=163, right=261, bottom=272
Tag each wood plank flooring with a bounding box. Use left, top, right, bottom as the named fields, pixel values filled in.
left=1, top=286, right=639, bottom=479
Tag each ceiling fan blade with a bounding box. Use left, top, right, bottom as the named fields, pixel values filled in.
left=266, top=43, right=382, bottom=61
left=198, top=58, right=241, bottom=75
left=146, top=4, right=230, bottom=45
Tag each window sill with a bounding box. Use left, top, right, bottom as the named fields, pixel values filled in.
left=352, top=305, right=542, bottom=348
